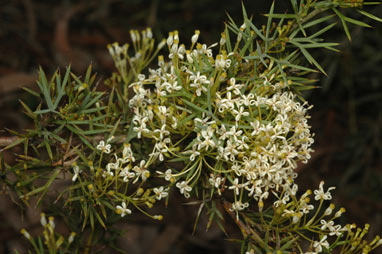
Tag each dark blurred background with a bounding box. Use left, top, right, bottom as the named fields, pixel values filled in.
left=0, top=0, right=381, bottom=253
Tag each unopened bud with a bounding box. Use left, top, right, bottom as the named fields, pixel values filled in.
left=153, top=215, right=163, bottom=220
left=21, top=229, right=30, bottom=240
left=68, top=232, right=76, bottom=244
left=191, top=30, right=200, bottom=44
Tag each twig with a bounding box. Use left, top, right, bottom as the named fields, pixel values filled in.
left=0, top=137, right=20, bottom=147
left=223, top=200, right=267, bottom=249
left=0, top=134, right=129, bottom=148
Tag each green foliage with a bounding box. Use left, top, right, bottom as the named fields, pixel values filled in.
left=1, top=1, right=381, bottom=253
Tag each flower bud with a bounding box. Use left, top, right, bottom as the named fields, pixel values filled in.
left=21, top=229, right=30, bottom=240
left=167, top=32, right=174, bottom=47
left=68, top=232, right=76, bottom=244
left=191, top=30, right=200, bottom=44
left=157, top=39, right=166, bottom=50
left=153, top=215, right=163, bottom=220
left=49, top=216, right=55, bottom=229
left=40, top=213, right=47, bottom=227
left=146, top=28, right=153, bottom=39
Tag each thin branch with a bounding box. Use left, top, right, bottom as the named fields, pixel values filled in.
left=0, top=136, right=20, bottom=147
left=0, top=134, right=129, bottom=148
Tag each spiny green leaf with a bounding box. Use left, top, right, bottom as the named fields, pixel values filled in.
left=84, top=64, right=92, bottom=84
left=22, top=87, right=40, bottom=98
left=19, top=100, right=36, bottom=119
left=1, top=137, right=26, bottom=152
left=248, top=21, right=266, bottom=41
left=224, top=25, right=232, bottom=52
left=37, top=67, right=54, bottom=110
left=44, top=140, right=53, bottom=161
left=288, top=40, right=327, bottom=75
left=36, top=168, right=61, bottom=206
left=332, top=8, right=352, bottom=41
left=357, top=9, right=382, bottom=23
left=265, top=1, right=275, bottom=50
left=308, top=23, right=337, bottom=40
left=93, top=207, right=107, bottom=229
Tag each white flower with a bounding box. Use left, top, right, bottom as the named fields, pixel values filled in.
left=103, top=163, right=115, bottom=178
left=156, top=168, right=173, bottom=181
left=164, top=169, right=172, bottom=181
left=153, top=186, right=169, bottom=200
left=300, top=202, right=314, bottom=214
left=72, top=164, right=82, bottom=182
left=150, top=139, right=170, bottom=161
left=158, top=105, right=169, bottom=123
left=209, top=174, right=222, bottom=192
left=329, top=225, right=343, bottom=237
left=227, top=125, right=243, bottom=142
left=229, top=200, right=249, bottom=212
left=119, top=166, right=135, bottom=182
left=313, top=235, right=329, bottom=252
left=96, top=140, right=111, bottom=154
left=217, top=124, right=229, bottom=141
left=116, top=202, right=132, bottom=217
left=227, top=77, right=244, bottom=95
left=314, top=181, right=336, bottom=200
left=187, top=145, right=200, bottom=161
left=197, top=129, right=216, bottom=151
left=154, top=124, right=170, bottom=140
left=176, top=181, right=192, bottom=198
left=232, top=106, right=249, bottom=122
left=215, top=54, right=231, bottom=69
left=221, top=140, right=239, bottom=161
left=122, top=143, right=135, bottom=163
left=320, top=220, right=335, bottom=231
left=228, top=178, right=241, bottom=196
left=240, top=93, right=256, bottom=106
left=133, top=160, right=150, bottom=183
left=194, top=113, right=215, bottom=126
left=189, top=71, right=210, bottom=96
left=133, top=115, right=149, bottom=139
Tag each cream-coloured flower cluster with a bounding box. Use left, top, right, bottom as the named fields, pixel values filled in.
left=126, top=29, right=314, bottom=208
